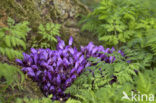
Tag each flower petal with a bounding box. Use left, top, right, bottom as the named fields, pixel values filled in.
left=68, top=36, right=73, bottom=46
left=16, top=59, right=23, bottom=66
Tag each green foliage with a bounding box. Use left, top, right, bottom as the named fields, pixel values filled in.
left=32, top=23, right=61, bottom=49
left=144, top=30, right=156, bottom=55
left=16, top=95, right=54, bottom=103
left=0, top=18, right=27, bottom=103
left=80, top=0, right=156, bottom=47
left=79, top=5, right=156, bottom=103
left=80, top=0, right=100, bottom=9
left=0, top=17, right=30, bottom=59
left=71, top=84, right=133, bottom=103
left=15, top=95, right=83, bottom=103
left=66, top=98, right=81, bottom=103
left=65, top=52, right=141, bottom=98
left=65, top=47, right=156, bottom=102
left=0, top=63, right=25, bottom=103
left=136, top=70, right=156, bottom=95
left=126, top=19, right=156, bottom=52
left=16, top=95, right=82, bottom=103
left=0, top=1, right=156, bottom=103
left=121, top=47, right=153, bottom=69
left=0, top=63, right=24, bottom=91
left=65, top=69, right=156, bottom=103
left=133, top=71, right=156, bottom=103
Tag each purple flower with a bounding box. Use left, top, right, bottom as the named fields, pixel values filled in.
left=47, top=82, right=51, bottom=87
left=57, top=58, right=62, bottom=67
left=27, top=58, right=33, bottom=66
left=41, top=61, right=49, bottom=68
left=57, top=40, right=65, bottom=49
left=75, top=52, right=81, bottom=60
left=61, top=74, right=66, bottom=80
left=31, top=48, right=37, bottom=54
left=16, top=59, right=23, bottom=66
left=109, top=56, right=115, bottom=63
left=33, top=54, right=38, bottom=65
left=127, top=60, right=131, bottom=63
left=79, top=55, right=85, bottom=63
left=71, top=75, right=76, bottom=80
left=92, top=47, right=98, bottom=54
left=43, top=85, right=48, bottom=91
left=77, top=66, right=84, bottom=74
left=47, top=58, right=53, bottom=65
left=48, top=66, right=54, bottom=72
left=36, top=70, right=42, bottom=76
left=69, top=57, right=74, bottom=64
left=21, top=67, right=32, bottom=72
left=70, top=68, right=77, bottom=74
left=87, top=42, right=94, bottom=52
left=63, top=58, right=70, bottom=66
left=111, top=47, right=115, bottom=52
left=118, top=50, right=124, bottom=56
left=68, top=48, right=74, bottom=55
left=105, top=48, right=110, bottom=53
left=31, top=65, right=38, bottom=71
left=68, top=36, right=73, bottom=46
left=74, top=62, right=79, bottom=69
left=57, top=74, right=61, bottom=85
left=27, top=70, right=35, bottom=77
left=50, top=86, right=55, bottom=91
left=16, top=36, right=125, bottom=101
left=47, top=72, right=52, bottom=80
left=85, top=62, right=91, bottom=68
left=40, top=51, right=48, bottom=60
left=23, top=53, right=30, bottom=62
left=65, top=78, right=72, bottom=87
left=58, top=88, right=62, bottom=93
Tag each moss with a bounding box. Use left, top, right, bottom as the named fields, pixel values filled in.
left=0, top=0, right=45, bottom=31
left=0, top=0, right=91, bottom=44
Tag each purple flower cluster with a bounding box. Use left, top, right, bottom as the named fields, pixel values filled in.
left=16, top=36, right=123, bottom=101
left=80, top=42, right=117, bottom=63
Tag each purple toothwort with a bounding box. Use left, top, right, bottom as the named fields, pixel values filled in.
left=16, top=36, right=124, bottom=101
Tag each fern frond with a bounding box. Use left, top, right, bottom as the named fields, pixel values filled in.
left=0, top=18, right=29, bottom=60
left=0, top=47, right=23, bottom=59
left=135, top=70, right=156, bottom=95
left=66, top=98, right=81, bottom=103
left=33, top=22, right=61, bottom=49
left=145, top=29, right=156, bottom=55
left=0, top=63, right=24, bottom=90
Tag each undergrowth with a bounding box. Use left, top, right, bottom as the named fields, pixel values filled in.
left=0, top=0, right=156, bottom=103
